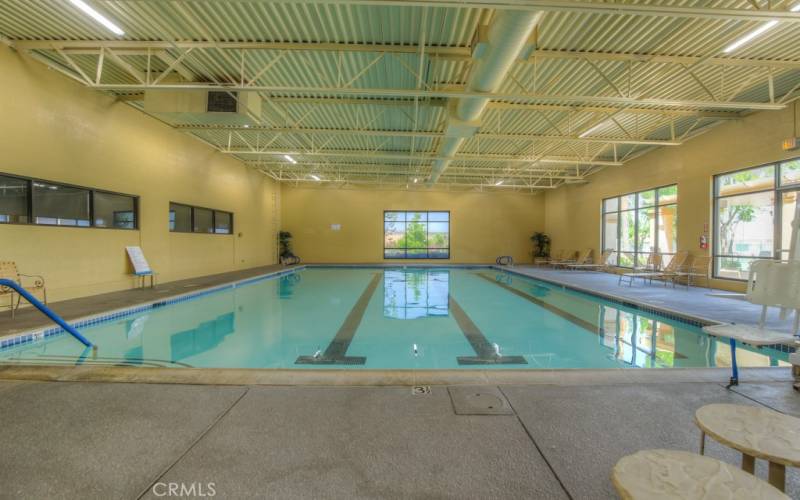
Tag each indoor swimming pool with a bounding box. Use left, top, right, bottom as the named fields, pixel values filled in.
left=0, top=267, right=789, bottom=369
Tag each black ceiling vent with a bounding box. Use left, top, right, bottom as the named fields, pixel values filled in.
left=207, top=91, right=238, bottom=113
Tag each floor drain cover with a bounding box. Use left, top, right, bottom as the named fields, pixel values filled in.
left=411, top=385, right=431, bottom=395
left=448, top=386, right=514, bottom=415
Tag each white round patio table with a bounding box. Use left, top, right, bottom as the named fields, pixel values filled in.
left=612, top=449, right=788, bottom=499
left=695, top=403, right=800, bottom=492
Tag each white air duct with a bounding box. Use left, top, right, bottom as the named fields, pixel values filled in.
left=427, top=10, right=543, bottom=185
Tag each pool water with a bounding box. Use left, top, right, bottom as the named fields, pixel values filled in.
left=0, top=267, right=789, bottom=369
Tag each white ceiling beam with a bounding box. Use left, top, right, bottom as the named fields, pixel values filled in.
left=225, top=148, right=623, bottom=165
left=530, top=49, right=800, bottom=70
left=182, top=125, right=681, bottom=145
left=96, top=0, right=800, bottom=22
left=246, top=160, right=588, bottom=176
left=119, top=93, right=733, bottom=117
left=21, top=41, right=800, bottom=69
left=15, top=40, right=471, bottom=59
left=83, top=82, right=785, bottom=110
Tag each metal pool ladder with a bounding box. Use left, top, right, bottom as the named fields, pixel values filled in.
left=0, top=279, right=93, bottom=348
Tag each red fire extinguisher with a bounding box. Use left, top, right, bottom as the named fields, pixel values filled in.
left=700, top=223, right=709, bottom=250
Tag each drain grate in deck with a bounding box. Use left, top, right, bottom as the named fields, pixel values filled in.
left=448, top=386, right=514, bottom=415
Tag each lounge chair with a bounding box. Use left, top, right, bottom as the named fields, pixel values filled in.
left=536, top=249, right=563, bottom=267
left=558, top=249, right=592, bottom=269
left=549, top=250, right=577, bottom=268
left=567, top=250, right=615, bottom=271
left=667, top=254, right=712, bottom=290
left=634, top=252, right=663, bottom=273
left=618, top=251, right=688, bottom=287
left=0, top=261, right=47, bottom=319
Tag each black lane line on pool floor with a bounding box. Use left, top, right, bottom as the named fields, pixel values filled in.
left=475, top=273, right=601, bottom=335
left=449, top=295, right=527, bottom=365
left=295, top=272, right=382, bottom=365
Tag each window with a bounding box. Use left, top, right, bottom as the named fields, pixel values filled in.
left=193, top=208, right=213, bottom=233
left=169, top=203, right=192, bottom=232
left=384, top=211, right=449, bottom=259
left=214, top=211, right=232, bottom=234
left=33, top=182, right=90, bottom=226
left=0, top=174, right=29, bottom=223
left=713, top=158, right=800, bottom=280
left=0, top=172, right=137, bottom=229
left=169, top=202, right=233, bottom=235
left=94, top=191, right=136, bottom=229
left=602, top=185, right=678, bottom=267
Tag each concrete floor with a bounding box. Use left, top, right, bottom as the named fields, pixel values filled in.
left=508, top=266, right=799, bottom=332
left=1, top=379, right=798, bottom=499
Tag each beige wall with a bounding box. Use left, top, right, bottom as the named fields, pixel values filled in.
left=544, top=104, right=800, bottom=292
left=281, top=187, right=545, bottom=264
left=0, top=46, right=279, bottom=301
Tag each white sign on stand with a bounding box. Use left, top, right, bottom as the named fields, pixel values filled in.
left=126, top=246, right=152, bottom=275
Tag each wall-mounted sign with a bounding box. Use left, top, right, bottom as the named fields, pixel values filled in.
left=331, top=224, right=341, bottom=231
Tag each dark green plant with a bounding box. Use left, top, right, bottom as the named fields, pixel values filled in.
left=278, top=231, right=293, bottom=259
left=531, top=232, right=551, bottom=258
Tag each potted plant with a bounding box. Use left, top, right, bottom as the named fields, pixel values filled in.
left=278, top=231, right=299, bottom=265
left=530, top=232, right=551, bottom=263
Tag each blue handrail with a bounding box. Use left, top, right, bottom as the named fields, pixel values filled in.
left=0, top=278, right=93, bottom=348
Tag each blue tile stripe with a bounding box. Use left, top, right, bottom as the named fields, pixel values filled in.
left=0, top=266, right=304, bottom=352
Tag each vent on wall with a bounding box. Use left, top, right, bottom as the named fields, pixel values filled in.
left=207, top=91, right=238, bottom=113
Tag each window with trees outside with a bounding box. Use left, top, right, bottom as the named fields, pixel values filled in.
left=384, top=211, right=449, bottom=259
left=601, top=185, right=678, bottom=268
left=713, top=158, right=800, bottom=280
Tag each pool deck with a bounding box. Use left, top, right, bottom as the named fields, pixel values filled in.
left=0, top=264, right=292, bottom=338
left=1, top=378, right=799, bottom=499
left=505, top=265, right=799, bottom=332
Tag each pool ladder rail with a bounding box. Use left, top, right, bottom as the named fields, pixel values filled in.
left=0, top=278, right=94, bottom=349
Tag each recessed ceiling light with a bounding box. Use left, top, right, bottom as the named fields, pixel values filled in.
left=310, top=174, right=321, bottom=181
left=283, top=154, right=297, bottom=164
left=68, top=0, right=125, bottom=36
left=413, top=178, right=418, bottom=183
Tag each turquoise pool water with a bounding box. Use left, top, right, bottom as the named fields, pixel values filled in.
left=0, top=267, right=789, bottom=369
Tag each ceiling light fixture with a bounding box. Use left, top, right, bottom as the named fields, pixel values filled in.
left=578, top=121, right=607, bottom=138
left=723, top=20, right=778, bottom=53
left=494, top=180, right=504, bottom=186
left=68, top=0, right=125, bottom=36
left=283, top=154, right=297, bottom=164
left=413, top=178, right=418, bottom=183
left=310, top=174, right=321, bottom=181
left=723, top=3, right=798, bottom=53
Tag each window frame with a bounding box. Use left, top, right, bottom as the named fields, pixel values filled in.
left=383, top=210, right=450, bottom=260
left=0, top=171, right=138, bottom=230
left=169, top=201, right=234, bottom=235
left=601, top=184, right=678, bottom=269
left=712, top=157, right=800, bottom=281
